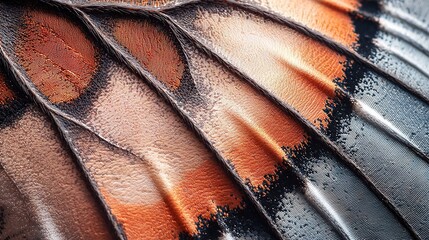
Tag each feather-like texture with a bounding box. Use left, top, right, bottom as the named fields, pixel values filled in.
left=0, top=0, right=428, bottom=239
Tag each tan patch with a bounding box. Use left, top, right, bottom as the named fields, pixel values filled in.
left=0, top=107, right=113, bottom=239
left=65, top=65, right=241, bottom=239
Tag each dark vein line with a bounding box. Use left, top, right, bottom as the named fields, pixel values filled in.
left=221, top=1, right=429, bottom=161
left=73, top=1, right=413, bottom=238
left=54, top=0, right=429, bottom=61
left=373, top=40, right=429, bottom=80
left=36, top=6, right=227, bottom=230
left=159, top=12, right=422, bottom=240
left=0, top=164, right=28, bottom=207
left=170, top=18, right=355, bottom=239
left=0, top=43, right=126, bottom=240
left=0, top=164, right=42, bottom=239
left=63, top=0, right=429, bottom=43
left=169, top=18, right=346, bottom=239
left=220, top=0, right=429, bottom=161
left=61, top=4, right=287, bottom=240
left=3, top=37, right=200, bottom=236
left=347, top=8, right=429, bottom=77
left=50, top=116, right=127, bottom=240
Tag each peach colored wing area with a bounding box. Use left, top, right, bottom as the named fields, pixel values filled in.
left=190, top=50, right=307, bottom=186
left=0, top=74, right=14, bottom=105
left=114, top=19, right=185, bottom=90
left=247, top=0, right=360, bottom=47
left=0, top=106, right=113, bottom=239
left=14, top=9, right=97, bottom=103
left=188, top=7, right=350, bottom=126
left=45, top=63, right=242, bottom=239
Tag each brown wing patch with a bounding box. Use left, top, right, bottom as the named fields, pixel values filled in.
left=0, top=73, right=14, bottom=105
left=114, top=19, right=185, bottom=90
left=15, top=10, right=97, bottom=103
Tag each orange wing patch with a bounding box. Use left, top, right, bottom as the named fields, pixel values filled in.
left=103, top=160, right=242, bottom=239
left=15, top=10, right=97, bottom=103
left=223, top=108, right=305, bottom=185
left=257, top=0, right=359, bottom=47
left=114, top=19, right=185, bottom=90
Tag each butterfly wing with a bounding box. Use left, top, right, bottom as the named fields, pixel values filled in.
left=0, top=0, right=428, bottom=239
